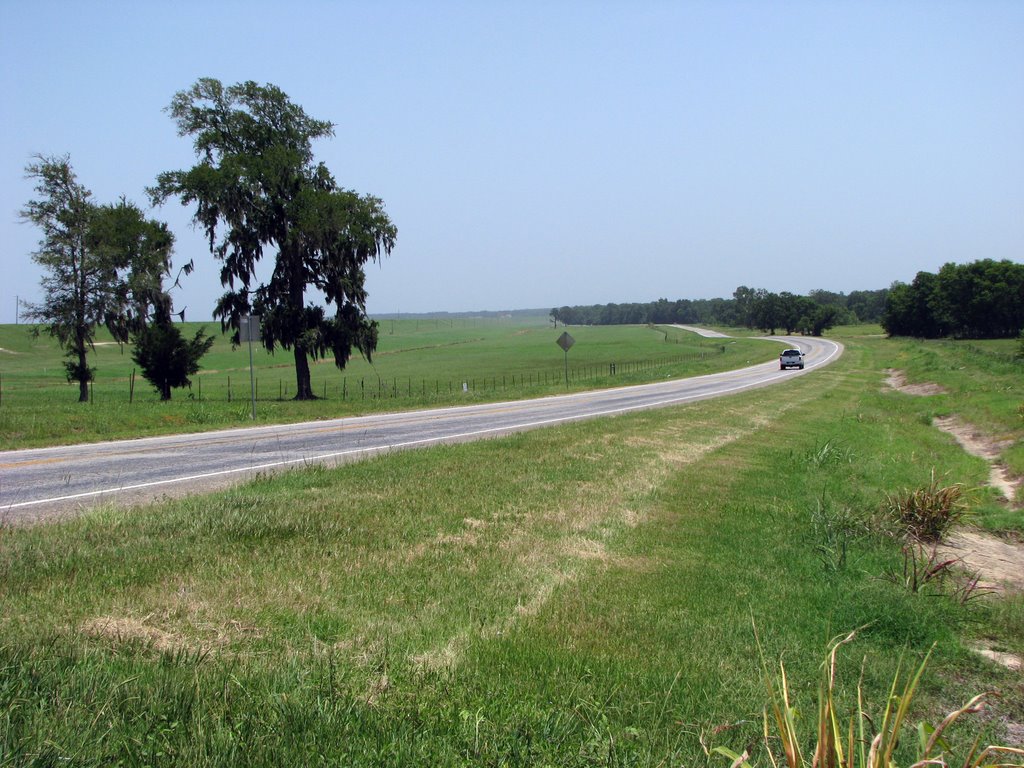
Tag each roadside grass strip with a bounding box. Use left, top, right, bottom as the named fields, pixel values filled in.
left=1, top=334, right=1022, bottom=765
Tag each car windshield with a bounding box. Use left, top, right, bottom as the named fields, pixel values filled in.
left=782, top=350, right=801, bottom=356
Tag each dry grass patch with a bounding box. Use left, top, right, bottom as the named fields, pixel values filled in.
left=395, top=396, right=802, bottom=673
left=560, top=535, right=610, bottom=562
left=80, top=615, right=197, bottom=654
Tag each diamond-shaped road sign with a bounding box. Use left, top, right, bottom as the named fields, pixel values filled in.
left=556, top=331, right=575, bottom=352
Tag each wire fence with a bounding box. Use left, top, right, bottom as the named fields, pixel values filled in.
left=0, top=347, right=728, bottom=405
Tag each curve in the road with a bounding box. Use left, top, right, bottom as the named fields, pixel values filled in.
left=1, top=335, right=841, bottom=522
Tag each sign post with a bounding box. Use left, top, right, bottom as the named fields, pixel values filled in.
left=240, top=315, right=261, bottom=420
left=556, top=331, right=575, bottom=387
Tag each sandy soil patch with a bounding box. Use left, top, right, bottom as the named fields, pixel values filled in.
left=972, top=646, right=1022, bottom=671
left=883, top=369, right=948, bottom=396
left=940, top=530, right=1024, bottom=674
left=933, top=416, right=1016, bottom=462
left=0, top=347, right=18, bottom=354
left=931, top=414, right=1023, bottom=596
left=938, top=530, right=1024, bottom=594
left=933, top=416, right=1019, bottom=502
left=927, top=410, right=1024, bottom=681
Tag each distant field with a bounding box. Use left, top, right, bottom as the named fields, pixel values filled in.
left=1, top=330, right=1021, bottom=764
left=0, top=318, right=778, bottom=449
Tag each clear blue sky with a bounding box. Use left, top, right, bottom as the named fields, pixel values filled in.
left=2, top=1, right=1021, bottom=322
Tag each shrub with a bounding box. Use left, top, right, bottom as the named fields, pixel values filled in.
left=131, top=322, right=215, bottom=401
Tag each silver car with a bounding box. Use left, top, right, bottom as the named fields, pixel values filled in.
left=779, top=349, right=805, bottom=370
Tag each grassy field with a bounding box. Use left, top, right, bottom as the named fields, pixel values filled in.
left=1, top=329, right=1022, bottom=765
left=0, top=318, right=777, bottom=449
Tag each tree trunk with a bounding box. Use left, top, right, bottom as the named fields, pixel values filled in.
left=293, top=345, right=315, bottom=400
left=284, top=239, right=316, bottom=401
left=77, top=347, right=89, bottom=403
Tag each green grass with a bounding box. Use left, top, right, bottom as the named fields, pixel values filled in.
left=2, top=331, right=1022, bottom=765
left=0, top=318, right=777, bottom=449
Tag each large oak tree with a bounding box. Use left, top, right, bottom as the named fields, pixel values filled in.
left=151, top=78, right=397, bottom=400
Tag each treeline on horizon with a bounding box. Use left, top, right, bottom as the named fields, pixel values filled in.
left=550, top=287, right=887, bottom=336
left=551, top=259, right=1023, bottom=340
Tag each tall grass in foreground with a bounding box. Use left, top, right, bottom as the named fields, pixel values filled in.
left=714, top=630, right=1023, bottom=768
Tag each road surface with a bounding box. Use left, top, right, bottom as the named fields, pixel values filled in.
left=669, top=325, right=732, bottom=338
left=1, top=335, right=841, bottom=524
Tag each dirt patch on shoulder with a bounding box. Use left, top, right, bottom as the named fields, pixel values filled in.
left=884, top=369, right=948, bottom=396
left=972, top=646, right=1022, bottom=671
left=938, top=530, right=1024, bottom=593
left=933, top=416, right=1019, bottom=502
left=933, top=416, right=1016, bottom=462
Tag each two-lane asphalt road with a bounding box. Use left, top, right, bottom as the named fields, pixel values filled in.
left=1, top=335, right=841, bottom=523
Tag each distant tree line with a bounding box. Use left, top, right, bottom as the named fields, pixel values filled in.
left=881, top=259, right=1024, bottom=339
left=551, top=287, right=888, bottom=336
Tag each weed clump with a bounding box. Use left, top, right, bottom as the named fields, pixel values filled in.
left=882, top=472, right=969, bottom=542
left=802, top=439, right=856, bottom=468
